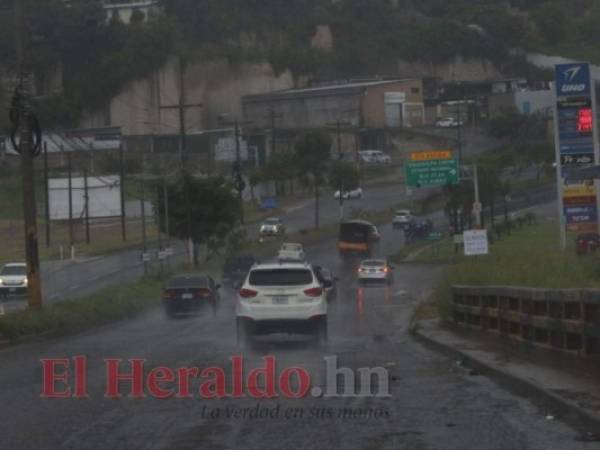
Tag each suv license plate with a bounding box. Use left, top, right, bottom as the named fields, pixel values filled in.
left=182, top=293, right=193, bottom=300
left=273, top=296, right=288, bottom=305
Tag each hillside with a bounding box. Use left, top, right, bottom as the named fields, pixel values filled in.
left=3, top=0, right=599, bottom=129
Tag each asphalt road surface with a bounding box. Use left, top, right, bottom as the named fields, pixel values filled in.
left=0, top=225, right=590, bottom=450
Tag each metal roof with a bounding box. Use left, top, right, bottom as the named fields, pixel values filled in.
left=244, top=79, right=418, bottom=103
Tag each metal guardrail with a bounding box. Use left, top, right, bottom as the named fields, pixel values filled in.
left=452, top=286, right=600, bottom=360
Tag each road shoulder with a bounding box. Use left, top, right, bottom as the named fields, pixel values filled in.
left=414, top=319, right=600, bottom=437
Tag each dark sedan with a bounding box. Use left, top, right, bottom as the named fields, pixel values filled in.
left=162, top=274, right=220, bottom=317
left=314, top=265, right=338, bottom=302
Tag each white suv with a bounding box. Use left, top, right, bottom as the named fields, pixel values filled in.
left=358, top=150, right=392, bottom=164
left=236, top=263, right=328, bottom=347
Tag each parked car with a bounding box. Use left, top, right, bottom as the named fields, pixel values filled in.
left=358, top=150, right=392, bottom=164
left=162, top=274, right=220, bottom=317
left=0, top=263, right=27, bottom=299
left=278, top=243, right=306, bottom=262
left=392, top=209, right=413, bottom=229
left=236, top=262, right=328, bottom=346
left=357, top=259, right=395, bottom=285
left=575, top=233, right=600, bottom=254
left=222, top=254, right=258, bottom=289
left=435, top=117, right=463, bottom=128
left=259, top=217, right=285, bottom=237
left=334, top=187, right=363, bottom=200
left=314, top=265, right=338, bottom=302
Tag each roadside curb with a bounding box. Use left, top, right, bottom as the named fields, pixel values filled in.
left=413, top=321, right=600, bottom=433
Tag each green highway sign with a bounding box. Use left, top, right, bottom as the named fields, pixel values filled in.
left=426, top=232, right=443, bottom=242
left=405, top=155, right=459, bottom=188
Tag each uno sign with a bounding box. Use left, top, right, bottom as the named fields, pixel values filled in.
left=556, top=63, right=591, bottom=97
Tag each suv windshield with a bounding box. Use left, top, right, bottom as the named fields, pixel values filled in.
left=1, top=266, right=26, bottom=276
left=249, top=269, right=312, bottom=286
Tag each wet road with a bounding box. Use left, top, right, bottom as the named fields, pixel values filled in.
left=0, top=224, right=591, bottom=450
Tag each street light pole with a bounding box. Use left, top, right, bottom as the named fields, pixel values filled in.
left=234, top=120, right=244, bottom=224
left=473, top=164, right=481, bottom=228
left=336, top=121, right=344, bottom=221
left=327, top=120, right=352, bottom=221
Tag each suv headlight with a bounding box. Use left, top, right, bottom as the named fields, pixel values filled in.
left=23, top=277, right=28, bottom=287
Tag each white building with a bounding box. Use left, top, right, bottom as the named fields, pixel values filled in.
left=103, top=1, right=160, bottom=24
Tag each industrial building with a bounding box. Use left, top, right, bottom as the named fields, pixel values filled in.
left=242, top=79, right=425, bottom=130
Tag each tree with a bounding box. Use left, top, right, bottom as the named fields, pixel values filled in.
left=248, top=169, right=262, bottom=204
left=262, top=150, right=297, bottom=196
left=294, top=131, right=332, bottom=229
left=531, top=2, right=570, bottom=44
left=154, top=176, right=239, bottom=264
left=329, top=161, right=359, bottom=192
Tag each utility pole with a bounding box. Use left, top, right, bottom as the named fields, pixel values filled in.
left=327, top=120, right=352, bottom=221
left=14, top=0, right=42, bottom=308
left=218, top=116, right=252, bottom=225
left=264, top=107, right=282, bottom=155
left=156, top=183, right=164, bottom=278
left=119, top=143, right=126, bottom=242
left=163, top=180, right=171, bottom=271
left=140, top=174, right=147, bottom=275
left=83, top=167, right=90, bottom=244
left=456, top=101, right=463, bottom=165
left=159, top=56, right=202, bottom=265
left=67, top=152, right=74, bottom=252
left=43, top=142, right=50, bottom=247
left=234, top=121, right=244, bottom=224
left=473, top=165, right=481, bottom=228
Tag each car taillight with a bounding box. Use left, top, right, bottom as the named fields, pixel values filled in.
left=358, top=268, right=364, bottom=273
left=304, top=287, right=323, bottom=297
left=197, top=288, right=211, bottom=298
left=239, top=288, right=258, bottom=298
left=163, top=290, right=176, bottom=300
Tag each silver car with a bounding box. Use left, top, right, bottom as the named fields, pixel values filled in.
left=357, top=259, right=394, bottom=285
left=0, top=263, right=28, bottom=298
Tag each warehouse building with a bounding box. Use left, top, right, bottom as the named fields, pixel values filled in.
left=242, top=79, right=425, bottom=130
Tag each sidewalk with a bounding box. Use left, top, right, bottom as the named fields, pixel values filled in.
left=415, top=319, right=600, bottom=437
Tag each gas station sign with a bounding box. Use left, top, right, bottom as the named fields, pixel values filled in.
left=554, top=63, right=599, bottom=234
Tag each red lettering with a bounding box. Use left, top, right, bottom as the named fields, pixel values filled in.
left=279, top=367, right=310, bottom=399
left=73, top=356, right=88, bottom=399
left=147, top=367, right=175, bottom=399
left=176, top=367, right=200, bottom=398
left=230, top=355, right=244, bottom=398
left=40, top=358, right=71, bottom=398
left=199, top=367, right=226, bottom=399
left=104, top=359, right=145, bottom=399
left=247, top=356, right=277, bottom=399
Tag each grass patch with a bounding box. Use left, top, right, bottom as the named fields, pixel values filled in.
left=0, top=219, right=159, bottom=267
left=0, top=277, right=163, bottom=341
left=417, top=221, right=600, bottom=322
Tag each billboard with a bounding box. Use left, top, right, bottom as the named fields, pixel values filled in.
left=48, top=175, right=122, bottom=220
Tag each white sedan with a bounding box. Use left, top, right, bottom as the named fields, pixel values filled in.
left=334, top=187, right=363, bottom=200
left=435, top=117, right=463, bottom=128
left=277, top=243, right=306, bottom=263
